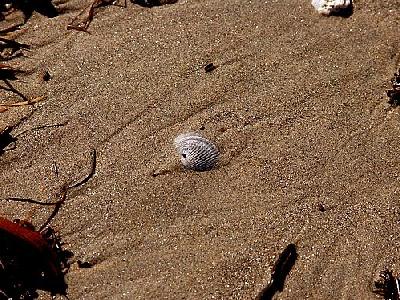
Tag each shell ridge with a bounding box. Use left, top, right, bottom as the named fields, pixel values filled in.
left=174, top=132, right=219, bottom=171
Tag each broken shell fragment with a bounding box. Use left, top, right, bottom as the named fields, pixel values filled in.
left=311, top=0, right=352, bottom=16
left=174, top=133, right=219, bottom=171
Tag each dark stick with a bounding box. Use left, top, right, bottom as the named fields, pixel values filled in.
left=5, top=197, right=60, bottom=206
left=4, top=149, right=97, bottom=231
left=256, top=243, right=298, bottom=300
left=0, top=24, right=22, bottom=34
left=39, top=149, right=97, bottom=230
left=1, top=79, right=28, bottom=101
left=39, top=190, right=66, bottom=232
left=68, top=149, right=97, bottom=189
left=15, top=121, right=68, bottom=138
left=0, top=37, right=30, bottom=50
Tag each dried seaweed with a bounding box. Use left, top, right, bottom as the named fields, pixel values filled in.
left=0, top=149, right=97, bottom=298
left=256, top=243, right=298, bottom=300
left=0, top=61, right=33, bottom=105
left=0, top=0, right=58, bottom=23
left=374, top=269, right=400, bottom=300
left=387, top=69, right=400, bottom=107
left=0, top=217, right=72, bottom=299
left=0, top=7, right=37, bottom=107
left=0, top=37, right=29, bottom=61
left=0, top=126, right=16, bottom=155
left=0, top=95, right=45, bottom=107
left=67, top=0, right=126, bottom=32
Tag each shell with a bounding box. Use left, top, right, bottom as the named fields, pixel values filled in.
left=311, top=0, right=352, bottom=15
left=174, top=133, right=219, bottom=171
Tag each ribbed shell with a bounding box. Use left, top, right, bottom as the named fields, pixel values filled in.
left=174, top=133, right=219, bottom=171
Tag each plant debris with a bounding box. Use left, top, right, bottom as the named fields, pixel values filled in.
left=0, top=149, right=97, bottom=298
left=67, top=0, right=126, bottom=33
left=0, top=37, right=29, bottom=61
left=0, top=0, right=58, bottom=23
left=387, top=69, right=400, bottom=107
left=0, top=95, right=45, bottom=107
left=374, top=269, right=400, bottom=300
left=0, top=25, right=34, bottom=105
left=14, top=120, right=68, bottom=138
left=0, top=95, right=46, bottom=114
left=132, top=0, right=178, bottom=7
left=256, top=243, right=298, bottom=300
left=0, top=217, right=72, bottom=299
left=0, top=126, right=16, bottom=154
left=204, top=62, right=217, bottom=73
left=0, top=63, right=26, bottom=80
left=77, top=260, right=94, bottom=269
left=317, top=203, right=326, bottom=212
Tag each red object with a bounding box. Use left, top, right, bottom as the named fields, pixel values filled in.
left=0, top=216, right=61, bottom=281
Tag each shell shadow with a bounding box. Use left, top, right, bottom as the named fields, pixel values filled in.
left=330, top=4, right=353, bottom=18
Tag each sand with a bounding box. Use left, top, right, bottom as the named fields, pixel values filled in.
left=1, top=0, right=400, bottom=299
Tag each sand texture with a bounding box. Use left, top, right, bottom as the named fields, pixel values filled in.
left=1, top=0, right=400, bottom=299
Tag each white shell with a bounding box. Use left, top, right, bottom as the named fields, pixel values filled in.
left=174, top=133, right=219, bottom=171
left=311, top=0, right=352, bottom=15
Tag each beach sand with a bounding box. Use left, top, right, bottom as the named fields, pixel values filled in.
left=1, top=0, right=400, bottom=299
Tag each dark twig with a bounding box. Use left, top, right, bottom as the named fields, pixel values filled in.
left=256, top=243, right=298, bottom=300
left=0, top=37, right=30, bottom=51
left=4, top=149, right=97, bottom=231
left=39, top=149, right=97, bottom=231
left=0, top=24, right=22, bottom=35
left=39, top=190, right=67, bottom=232
left=132, top=0, right=178, bottom=7
left=15, top=120, right=68, bottom=138
left=0, top=79, right=28, bottom=101
left=67, top=0, right=126, bottom=33
left=5, top=197, right=61, bottom=206
left=68, top=149, right=97, bottom=189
